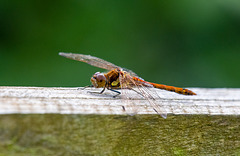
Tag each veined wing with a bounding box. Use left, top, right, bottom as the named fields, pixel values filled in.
left=119, top=71, right=140, bottom=114
left=59, top=52, right=120, bottom=71
left=119, top=70, right=167, bottom=118
left=59, top=52, right=138, bottom=76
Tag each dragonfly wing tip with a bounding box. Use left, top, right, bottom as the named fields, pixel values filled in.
left=161, top=114, right=167, bottom=119
left=59, top=52, right=66, bottom=56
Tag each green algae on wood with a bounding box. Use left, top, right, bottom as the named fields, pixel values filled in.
left=0, top=114, right=240, bottom=155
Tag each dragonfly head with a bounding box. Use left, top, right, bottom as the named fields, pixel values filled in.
left=91, top=72, right=107, bottom=88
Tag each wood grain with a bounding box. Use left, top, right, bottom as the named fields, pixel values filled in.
left=0, top=86, right=239, bottom=116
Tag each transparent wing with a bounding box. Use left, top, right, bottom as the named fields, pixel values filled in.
left=119, top=71, right=167, bottom=118
left=122, top=68, right=138, bottom=77
left=59, top=52, right=120, bottom=71
left=59, top=52, right=138, bottom=76
left=119, top=71, right=139, bottom=115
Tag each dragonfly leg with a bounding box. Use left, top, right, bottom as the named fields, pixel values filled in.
left=100, top=87, right=106, bottom=94
left=88, top=86, right=120, bottom=97
left=88, top=87, right=106, bottom=94
left=78, top=85, right=93, bottom=90
left=108, top=88, right=121, bottom=98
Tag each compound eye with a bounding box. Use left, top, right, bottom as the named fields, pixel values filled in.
left=96, top=74, right=106, bottom=82
left=92, top=72, right=100, bottom=79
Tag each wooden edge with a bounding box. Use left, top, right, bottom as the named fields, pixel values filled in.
left=0, top=86, right=240, bottom=116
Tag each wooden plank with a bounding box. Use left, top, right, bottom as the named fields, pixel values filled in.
left=0, top=86, right=240, bottom=116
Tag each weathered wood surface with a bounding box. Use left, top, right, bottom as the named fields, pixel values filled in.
left=0, top=86, right=240, bottom=116
left=1, top=86, right=240, bottom=155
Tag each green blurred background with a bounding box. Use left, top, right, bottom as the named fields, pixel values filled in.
left=1, top=0, right=240, bottom=88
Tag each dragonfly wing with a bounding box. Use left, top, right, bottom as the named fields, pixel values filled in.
left=119, top=71, right=139, bottom=114
left=136, top=83, right=167, bottom=118
left=122, top=68, right=138, bottom=77
left=119, top=71, right=167, bottom=118
left=59, top=52, right=120, bottom=71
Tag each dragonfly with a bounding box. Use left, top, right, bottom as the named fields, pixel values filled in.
left=59, top=52, right=196, bottom=118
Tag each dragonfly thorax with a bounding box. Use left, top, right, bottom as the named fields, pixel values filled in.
left=90, top=72, right=107, bottom=88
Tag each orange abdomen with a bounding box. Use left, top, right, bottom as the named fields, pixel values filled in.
left=132, top=77, right=196, bottom=95
left=150, top=82, right=196, bottom=95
